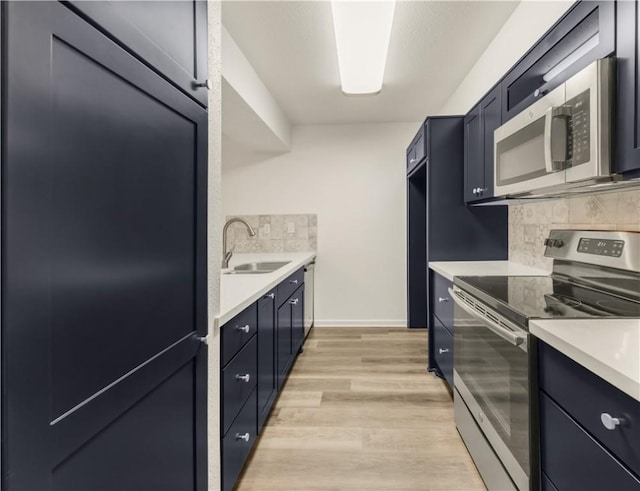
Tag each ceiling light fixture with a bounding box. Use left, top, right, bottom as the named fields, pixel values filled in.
left=331, top=0, right=396, bottom=95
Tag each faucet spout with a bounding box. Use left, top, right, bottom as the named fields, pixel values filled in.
left=222, top=218, right=256, bottom=268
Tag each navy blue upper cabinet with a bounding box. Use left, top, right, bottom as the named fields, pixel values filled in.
left=501, top=0, right=615, bottom=122
left=406, top=124, right=426, bottom=175
left=66, top=1, right=209, bottom=107
left=464, top=105, right=483, bottom=203
left=616, top=0, right=640, bottom=176
left=464, top=85, right=502, bottom=203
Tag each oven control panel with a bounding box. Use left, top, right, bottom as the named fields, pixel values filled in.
left=577, top=238, right=624, bottom=257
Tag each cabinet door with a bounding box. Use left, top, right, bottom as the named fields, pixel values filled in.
left=616, top=0, right=640, bottom=175
left=481, top=86, right=502, bottom=199
left=464, top=105, right=483, bottom=203
left=67, top=1, right=208, bottom=107
left=2, top=3, right=208, bottom=490
left=291, top=286, right=305, bottom=354
left=277, top=302, right=293, bottom=389
left=501, top=1, right=615, bottom=122
left=257, top=292, right=277, bottom=433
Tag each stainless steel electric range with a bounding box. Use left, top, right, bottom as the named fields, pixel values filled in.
left=450, top=229, right=640, bottom=491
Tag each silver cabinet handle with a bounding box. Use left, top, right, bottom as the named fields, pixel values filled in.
left=266, top=293, right=275, bottom=299
left=409, top=158, right=416, bottom=164
left=601, top=413, right=624, bottom=430
left=235, top=324, right=250, bottom=333
left=235, top=432, right=250, bottom=442
left=290, top=279, right=299, bottom=285
left=438, top=297, right=449, bottom=303
left=439, top=348, right=449, bottom=354
left=235, top=374, right=251, bottom=383
left=289, top=298, right=299, bottom=305
left=194, top=79, right=212, bottom=90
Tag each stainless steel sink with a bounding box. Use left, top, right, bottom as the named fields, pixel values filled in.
left=224, top=261, right=291, bottom=275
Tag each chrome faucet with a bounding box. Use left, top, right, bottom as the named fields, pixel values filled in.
left=222, top=218, right=256, bottom=268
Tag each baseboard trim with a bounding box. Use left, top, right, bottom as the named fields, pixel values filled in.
left=314, top=320, right=407, bottom=328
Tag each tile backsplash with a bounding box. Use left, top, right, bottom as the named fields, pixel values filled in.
left=509, top=188, right=640, bottom=270
left=224, top=214, right=317, bottom=253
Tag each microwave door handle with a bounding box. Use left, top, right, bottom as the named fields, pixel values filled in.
left=544, top=106, right=571, bottom=173
left=448, top=288, right=526, bottom=348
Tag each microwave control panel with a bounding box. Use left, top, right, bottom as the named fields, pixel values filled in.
left=566, top=89, right=591, bottom=166
left=577, top=238, right=624, bottom=257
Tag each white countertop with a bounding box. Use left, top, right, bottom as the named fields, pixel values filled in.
left=217, top=252, right=316, bottom=326
left=530, top=318, right=640, bottom=402
left=429, top=260, right=549, bottom=282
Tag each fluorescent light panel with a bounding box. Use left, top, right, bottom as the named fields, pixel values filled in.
left=543, top=34, right=599, bottom=83
left=331, top=0, right=396, bottom=95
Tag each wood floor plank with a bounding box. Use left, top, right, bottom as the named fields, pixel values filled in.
left=235, top=326, right=485, bottom=491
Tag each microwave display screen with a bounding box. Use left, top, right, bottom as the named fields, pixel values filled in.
left=567, top=89, right=590, bottom=167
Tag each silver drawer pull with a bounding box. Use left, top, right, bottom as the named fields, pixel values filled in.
left=289, top=298, right=299, bottom=305
left=290, top=279, right=299, bottom=285
left=439, top=348, right=449, bottom=354
left=235, top=432, right=250, bottom=442
left=601, top=413, right=624, bottom=430
left=438, top=297, right=449, bottom=303
left=235, top=324, right=250, bottom=333
left=266, top=293, right=275, bottom=299
left=235, top=374, right=250, bottom=383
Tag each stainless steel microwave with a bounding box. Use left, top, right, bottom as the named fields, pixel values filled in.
left=494, top=58, right=614, bottom=197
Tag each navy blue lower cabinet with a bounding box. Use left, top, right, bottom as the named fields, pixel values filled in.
left=538, top=341, right=640, bottom=490
left=221, top=389, right=257, bottom=491
left=432, top=317, right=453, bottom=388
left=276, top=284, right=305, bottom=389
left=257, top=290, right=277, bottom=433
left=540, top=393, right=640, bottom=491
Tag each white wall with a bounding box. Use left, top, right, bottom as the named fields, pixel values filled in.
left=438, top=0, right=573, bottom=115
left=223, top=122, right=419, bottom=327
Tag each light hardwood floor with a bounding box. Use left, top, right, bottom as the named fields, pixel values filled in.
left=236, top=326, right=486, bottom=491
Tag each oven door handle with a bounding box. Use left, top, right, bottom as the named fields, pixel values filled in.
left=448, top=288, right=526, bottom=348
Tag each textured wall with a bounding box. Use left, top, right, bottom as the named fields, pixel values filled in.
left=207, top=1, right=223, bottom=489
left=509, top=188, right=640, bottom=270
left=224, top=214, right=317, bottom=253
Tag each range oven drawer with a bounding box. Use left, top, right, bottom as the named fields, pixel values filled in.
left=539, top=342, right=640, bottom=478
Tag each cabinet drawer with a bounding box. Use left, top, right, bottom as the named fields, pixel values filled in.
left=432, top=272, right=453, bottom=332
left=433, top=317, right=453, bottom=388
left=540, top=392, right=640, bottom=491
left=222, top=303, right=257, bottom=367
left=222, top=336, right=258, bottom=436
left=221, top=389, right=257, bottom=491
left=277, top=268, right=304, bottom=306
left=539, top=342, right=640, bottom=477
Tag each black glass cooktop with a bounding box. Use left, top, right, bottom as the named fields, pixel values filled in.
left=453, top=275, right=640, bottom=327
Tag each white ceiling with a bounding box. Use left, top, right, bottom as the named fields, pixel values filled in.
left=222, top=1, right=520, bottom=125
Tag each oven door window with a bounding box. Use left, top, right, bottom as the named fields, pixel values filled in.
left=455, top=317, right=529, bottom=475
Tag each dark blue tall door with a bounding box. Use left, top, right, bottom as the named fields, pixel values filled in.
left=2, top=3, right=208, bottom=489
